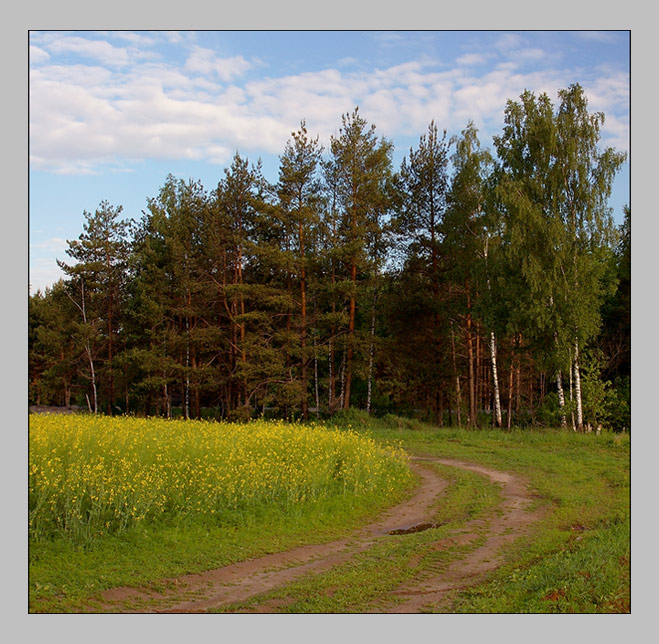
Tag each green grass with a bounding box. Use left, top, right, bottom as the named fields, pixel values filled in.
left=29, top=410, right=630, bottom=613
left=211, top=461, right=502, bottom=613
left=28, top=414, right=414, bottom=612
left=323, top=410, right=630, bottom=613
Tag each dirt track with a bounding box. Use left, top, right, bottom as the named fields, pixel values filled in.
left=97, top=455, right=545, bottom=613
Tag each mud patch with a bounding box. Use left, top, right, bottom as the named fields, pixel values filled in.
left=95, top=455, right=546, bottom=614
left=389, top=522, right=444, bottom=535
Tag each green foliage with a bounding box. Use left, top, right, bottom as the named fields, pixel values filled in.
left=30, top=94, right=628, bottom=430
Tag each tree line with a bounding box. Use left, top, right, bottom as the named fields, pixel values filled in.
left=29, top=84, right=631, bottom=430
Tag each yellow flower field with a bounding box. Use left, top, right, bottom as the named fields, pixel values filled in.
left=29, top=414, right=412, bottom=544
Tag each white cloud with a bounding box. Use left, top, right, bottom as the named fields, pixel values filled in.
left=495, top=33, right=524, bottom=53
left=46, top=35, right=133, bottom=67
left=456, top=53, right=487, bottom=66
left=29, top=261, right=66, bottom=295
left=184, top=46, right=252, bottom=81
left=29, top=45, right=49, bottom=64
left=517, top=48, right=545, bottom=61
left=31, top=237, right=69, bottom=253
left=28, top=33, right=630, bottom=175
left=576, top=31, right=619, bottom=44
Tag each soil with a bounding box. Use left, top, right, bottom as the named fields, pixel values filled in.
left=95, top=455, right=546, bottom=613
left=29, top=405, right=87, bottom=415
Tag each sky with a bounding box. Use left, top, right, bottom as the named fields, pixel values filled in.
left=28, top=30, right=630, bottom=294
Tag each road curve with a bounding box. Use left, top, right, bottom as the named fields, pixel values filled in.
left=97, top=455, right=544, bottom=613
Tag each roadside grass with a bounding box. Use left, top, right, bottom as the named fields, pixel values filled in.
left=211, top=462, right=502, bottom=613
left=326, top=410, right=630, bottom=613
left=28, top=414, right=414, bottom=613
left=29, top=411, right=630, bottom=613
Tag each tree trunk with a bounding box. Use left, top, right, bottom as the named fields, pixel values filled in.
left=465, top=287, right=477, bottom=427
left=450, top=320, right=462, bottom=427
left=568, top=349, right=576, bottom=431
left=507, top=354, right=514, bottom=430
left=184, top=314, right=190, bottom=420
left=476, top=328, right=481, bottom=416
left=490, top=331, right=502, bottom=427
left=313, top=328, right=320, bottom=417
left=339, top=350, right=346, bottom=410
left=299, top=221, right=309, bottom=421
left=344, top=263, right=357, bottom=409
left=328, top=333, right=335, bottom=413
left=366, top=288, right=378, bottom=414
left=515, top=334, right=521, bottom=415
left=556, top=370, right=567, bottom=427
left=574, top=340, right=583, bottom=431
left=76, top=279, right=98, bottom=414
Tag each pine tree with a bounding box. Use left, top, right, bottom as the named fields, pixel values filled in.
left=394, top=121, right=452, bottom=423
left=327, top=108, right=393, bottom=409
left=275, top=121, right=324, bottom=419
left=57, top=201, right=130, bottom=414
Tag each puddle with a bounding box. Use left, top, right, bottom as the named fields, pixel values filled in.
left=389, top=522, right=442, bottom=535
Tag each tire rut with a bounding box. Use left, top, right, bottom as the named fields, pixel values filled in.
left=377, top=457, right=547, bottom=613
left=95, top=455, right=545, bottom=613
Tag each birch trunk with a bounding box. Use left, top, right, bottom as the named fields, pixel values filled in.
left=556, top=370, right=567, bottom=427
left=344, top=263, right=357, bottom=409
left=313, top=333, right=320, bottom=417
left=568, top=348, right=576, bottom=431
left=552, top=327, right=567, bottom=427
left=338, top=350, right=346, bottom=409
left=328, top=335, right=335, bottom=412
left=507, top=356, right=514, bottom=430
left=184, top=315, right=190, bottom=420
left=484, top=237, right=502, bottom=427
left=69, top=279, right=98, bottom=414
left=299, top=220, right=309, bottom=421
left=490, top=331, right=503, bottom=427
left=465, top=292, right=477, bottom=427
left=574, top=340, right=583, bottom=431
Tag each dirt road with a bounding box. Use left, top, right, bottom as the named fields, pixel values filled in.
left=97, top=455, right=545, bottom=613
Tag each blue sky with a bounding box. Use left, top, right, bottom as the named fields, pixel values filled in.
left=29, top=30, right=630, bottom=294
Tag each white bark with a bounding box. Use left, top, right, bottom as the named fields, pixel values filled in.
left=484, top=237, right=501, bottom=427
left=313, top=333, right=320, bottom=417
left=556, top=370, right=567, bottom=427
left=450, top=321, right=462, bottom=427
left=338, top=350, right=346, bottom=410
left=490, top=331, right=502, bottom=427
left=574, top=340, right=583, bottom=430
left=68, top=279, right=97, bottom=414
left=568, top=349, right=576, bottom=431
left=328, top=336, right=334, bottom=412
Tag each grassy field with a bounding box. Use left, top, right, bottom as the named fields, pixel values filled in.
left=28, top=411, right=630, bottom=613
left=28, top=414, right=413, bottom=612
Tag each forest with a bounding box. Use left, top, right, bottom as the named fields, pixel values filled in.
left=28, top=83, right=631, bottom=431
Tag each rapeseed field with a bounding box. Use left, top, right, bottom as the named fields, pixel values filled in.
left=29, top=414, right=412, bottom=545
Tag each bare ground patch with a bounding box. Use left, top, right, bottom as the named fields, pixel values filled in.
left=95, top=456, right=545, bottom=613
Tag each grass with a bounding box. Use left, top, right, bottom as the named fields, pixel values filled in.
left=29, top=410, right=630, bottom=613
left=211, top=462, right=502, bottom=613
left=28, top=413, right=413, bottom=612
left=324, top=410, right=631, bottom=613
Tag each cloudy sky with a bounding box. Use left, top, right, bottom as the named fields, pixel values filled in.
left=29, top=30, right=630, bottom=293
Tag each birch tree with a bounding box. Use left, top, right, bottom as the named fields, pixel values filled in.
left=445, top=122, right=497, bottom=427
left=494, top=85, right=625, bottom=429
left=57, top=201, right=130, bottom=414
